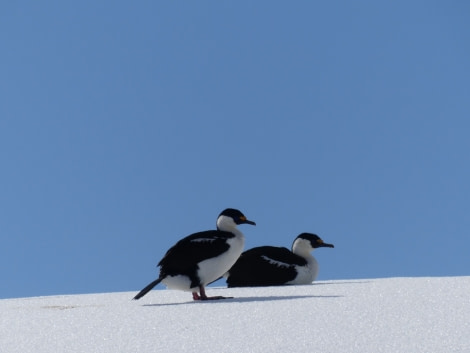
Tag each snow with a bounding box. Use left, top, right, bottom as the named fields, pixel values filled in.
left=1, top=277, right=469, bottom=353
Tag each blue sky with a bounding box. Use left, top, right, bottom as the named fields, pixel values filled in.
left=1, top=1, right=469, bottom=299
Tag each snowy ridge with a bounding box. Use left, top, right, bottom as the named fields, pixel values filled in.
left=1, top=277, right=469, bottom=353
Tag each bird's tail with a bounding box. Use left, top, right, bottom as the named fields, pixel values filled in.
left=133, top=278, right=163, bottom=300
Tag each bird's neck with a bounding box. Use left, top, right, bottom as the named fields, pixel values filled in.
left=216, top=215, right=238, bottom=233
left=292, top=244, right=314, bottom=261
left=229, top=227, right=245, bottom=240
left=293, top=245, right=318, bottom=279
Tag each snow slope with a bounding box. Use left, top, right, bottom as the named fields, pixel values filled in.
left=1, top=277, right=469, bottom=353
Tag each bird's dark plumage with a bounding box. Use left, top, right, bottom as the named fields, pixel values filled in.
left=225, top=233, right=334, bottom=287
left=225, top=246, right=306, bottom=287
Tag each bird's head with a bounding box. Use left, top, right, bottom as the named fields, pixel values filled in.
left=292, top=233, right=334, bottom=256
left=216, top=208, right=256, bottom=231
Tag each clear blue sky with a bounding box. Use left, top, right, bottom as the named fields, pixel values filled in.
left=1, top=1, right=469, bottom=299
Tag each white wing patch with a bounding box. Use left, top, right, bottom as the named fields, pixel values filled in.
left=190, top=237, right=217, bottom=243
left=261, top=256, right=291, bottom=268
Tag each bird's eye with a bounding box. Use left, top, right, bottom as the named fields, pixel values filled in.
left=317, top=239, right=323, bottom=244
left=240, top=216, right=246, bottom=221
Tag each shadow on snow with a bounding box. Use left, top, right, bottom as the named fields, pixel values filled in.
left=142, top=294, right=343, bottom=307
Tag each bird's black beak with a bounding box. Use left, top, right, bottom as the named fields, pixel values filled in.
left=320, top=242, right=334, bottom=248
left=240, top=216, right=256, bottom=226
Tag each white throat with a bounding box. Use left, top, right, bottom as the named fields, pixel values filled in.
left=291, top=238, right=315, bottom=260
left=289, top=238, right=319, bottom=284
left=216, top=215, right=239, bottom=233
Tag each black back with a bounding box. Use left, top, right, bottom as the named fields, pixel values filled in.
left=226, top=246, right=307, bottom=287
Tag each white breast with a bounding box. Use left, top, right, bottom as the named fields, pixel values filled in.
left=197, top=232, right=245, bottom=286
left=286, top=256, right=319, bottom=285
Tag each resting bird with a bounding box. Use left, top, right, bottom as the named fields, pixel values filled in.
left=133, top=208, right=256, bottom=301
left=224, top=233, right=334, bottom=287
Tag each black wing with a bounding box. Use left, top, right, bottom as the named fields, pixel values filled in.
left=158, top=230, right=233, bottom=277
left=226, top=246, right=307, bottom=287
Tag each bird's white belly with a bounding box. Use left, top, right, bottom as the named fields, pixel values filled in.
left=197, top=236, right=245, bottom=286
left=286, top=257, right=319, bottom=285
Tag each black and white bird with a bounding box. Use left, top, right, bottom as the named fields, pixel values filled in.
left=224, top=233, right=334, bottom=287
left=133, top=208, right=255, bottom=301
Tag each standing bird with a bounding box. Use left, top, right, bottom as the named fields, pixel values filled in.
left=133, top=208, right=255, bottom=301
left=224, top=233, right=334, bottom=287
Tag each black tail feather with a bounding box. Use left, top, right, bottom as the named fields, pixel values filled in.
left=133, top=278, right=163, bottom=300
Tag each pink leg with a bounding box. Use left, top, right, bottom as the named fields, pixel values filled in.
left=198, top=286, right=209, bottom=300
left=192, top=286, right=231, bottom=301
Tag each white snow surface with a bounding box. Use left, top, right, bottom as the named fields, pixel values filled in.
left=1, top=277, right=469, bottom=353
